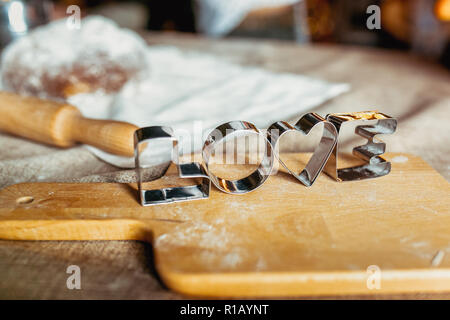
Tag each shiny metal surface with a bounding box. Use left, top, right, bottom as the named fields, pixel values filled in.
left=134, top=126, right=210, bottom=206
left=134, top=111, right=396, bottom=206
left=0, top=0, right=52, bottom=50
left=324, top=111, right=398, bottom=181
left=202, top=120, right=275, bottom=194
left=267, top=113, right=338, bottom=187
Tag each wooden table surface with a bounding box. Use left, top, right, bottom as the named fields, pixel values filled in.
left=1, top=32, right=449, bottom=299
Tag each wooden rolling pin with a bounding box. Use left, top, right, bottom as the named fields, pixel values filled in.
left=0, top=91, right=138, bottom=156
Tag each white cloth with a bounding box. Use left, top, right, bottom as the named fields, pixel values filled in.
left=68, top=46, right=350, bottom=168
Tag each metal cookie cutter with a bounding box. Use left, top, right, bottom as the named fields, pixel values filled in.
left=267, top=113, right=338, bottom=187
left=134, top=126, right=210, bottom=206
left=202, top=121, right=275, bottom=194
left=324, top=111, right=398, bottom=181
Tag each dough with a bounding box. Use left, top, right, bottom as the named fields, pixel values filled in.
left=0, top=16, right=149, bottom=99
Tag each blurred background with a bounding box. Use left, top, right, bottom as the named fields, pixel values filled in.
left=26, top=0, right=450, bottom=68
left=1, top=0, right=449, bottom=68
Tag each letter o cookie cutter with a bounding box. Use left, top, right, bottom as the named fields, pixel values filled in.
left=202, top=120, right=275, bottom=194
left=267, top=113, right=338, bottom=187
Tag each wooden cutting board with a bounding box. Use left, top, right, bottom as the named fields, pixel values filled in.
left=0, top=152, right=449, bottom=297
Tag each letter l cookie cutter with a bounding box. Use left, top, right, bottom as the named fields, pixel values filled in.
left=134, top=126, right=210, bottom=206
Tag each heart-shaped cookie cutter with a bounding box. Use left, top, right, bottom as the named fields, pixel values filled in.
left=267, top=113, right=338, bottom=187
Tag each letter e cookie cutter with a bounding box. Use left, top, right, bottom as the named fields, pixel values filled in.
left=324, top=111, right=397, bottom=181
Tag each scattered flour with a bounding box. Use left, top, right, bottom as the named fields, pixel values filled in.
left=391, top=155, right=409, bottom=163
left=367, top=192, right=376, bottom=202
left=155, top=222, right=231, bottom=251
left=410, top=241, right=429, bottom=248
left=220, top=251, right=243, bottom=268
left=155, top=220, right=249, bottom=270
